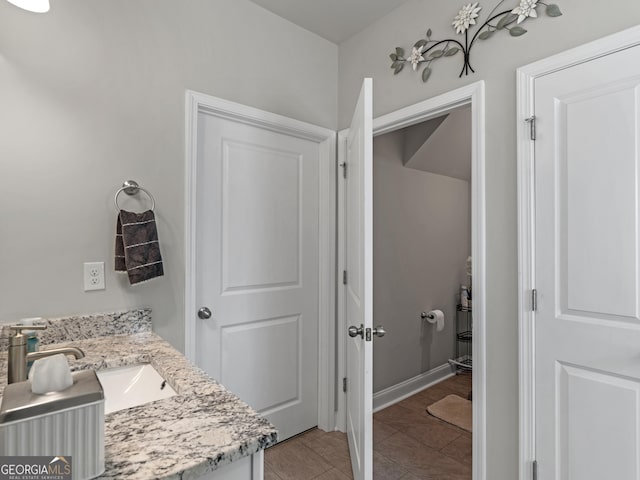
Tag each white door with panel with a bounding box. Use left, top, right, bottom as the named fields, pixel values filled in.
left=534, top=44, right=640, bottom=479
left=195, top=109, right=320, bottom=442
left=344, top=78, right=374, bottom=480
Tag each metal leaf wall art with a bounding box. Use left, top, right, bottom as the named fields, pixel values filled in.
left=390, top=0, right=562, bottom=82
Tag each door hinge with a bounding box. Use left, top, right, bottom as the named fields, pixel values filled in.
left=343, top=270, right=347, bottom=285
left=532, top=460, right=538, bottom=480
left=342, top=377, right=347, bottom=393
left=525, top=115, right=536, bottom=141
left=532, top=289, right=537, bottom=312
left=339, top=162, right=347, bottom=179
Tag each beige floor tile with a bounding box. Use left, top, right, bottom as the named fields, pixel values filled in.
left=399, top=389, right=437, bottom=408
left=374, top=404, right=431, bottom=429
left=440, top=433, right=472, bottom=467
left=304, top=432, right=353, bottom=477
left=373, top=418, right=398, bottom=446
left=400, top=416, right=463, bottom=450
left=396, top=393, right=433, bottom=413
left=265, top=439, right=332, bottom=480
left=440, top=375, right=472, bottom=397
left=297, top=427, right=330, bottom=444
left=420, top=385, right=457, bottom=404
left=398, top=473, right=423, bottom=480
left=375, top=431, right=471, bottom=477
left=324, top=454, right=353, bottom=477
left=416, top=375, right=469, bottom=401
left=313, top=468, right=352, bottom=480
left=373, top=451, right=407, bottom=480
left=403, top=464, right=472, bottom=480
left=264, top=464, right=282, bottom=480
left=304, top=431, right=349, bottom=453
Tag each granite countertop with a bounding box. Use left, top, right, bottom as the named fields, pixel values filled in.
left=0, top=330, right=278, bottom=479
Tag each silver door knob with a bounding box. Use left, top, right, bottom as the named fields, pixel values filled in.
left=372, top=326, right=386, bottom=338
left=198, top=307, right=212, bottom=320
left=348, top=324, right=364, bottom=338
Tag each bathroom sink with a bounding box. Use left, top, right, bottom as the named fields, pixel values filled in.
left=96, top=364, right=177, bottom=414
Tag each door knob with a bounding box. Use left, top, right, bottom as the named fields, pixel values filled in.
left=372, top=326, right=386, bottom=338
left=348, top=324, right=364, bottom=338
left=198, top=307, right=212, bottom=320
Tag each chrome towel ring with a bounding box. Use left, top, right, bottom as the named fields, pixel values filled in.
left=114, top=180, right=155, bottom=212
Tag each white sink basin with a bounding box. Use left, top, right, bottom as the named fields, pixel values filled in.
left=96, top=364, right=177, bottom=414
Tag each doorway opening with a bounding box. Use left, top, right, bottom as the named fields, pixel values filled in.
left=369, top=103, right=473, bottom=477
left=373, top=104, right=472, bottom=400
left=334, top=80, right=486, bottom=480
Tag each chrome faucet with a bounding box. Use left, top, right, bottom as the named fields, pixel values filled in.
left=7, top=325, right=85, bottom=384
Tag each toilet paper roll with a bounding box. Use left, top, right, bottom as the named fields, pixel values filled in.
left=28, top=354, right=73, bottom=394
left=425, top=309, right=445, bottom=332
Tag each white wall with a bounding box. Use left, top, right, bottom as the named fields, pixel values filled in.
left=373, top=129, right=470, bottom=393
left=0, top=0, right=337, bottom=350
left=338, top=1, right=640, bottom=478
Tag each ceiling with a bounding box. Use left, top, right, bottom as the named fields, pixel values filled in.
left=248, top=0, right=411, bottom=44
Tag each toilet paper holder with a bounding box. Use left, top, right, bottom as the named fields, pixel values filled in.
left=421, top=310, right=445, bottom=332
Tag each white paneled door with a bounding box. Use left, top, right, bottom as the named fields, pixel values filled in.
left=195, top=109, right=320, bottom=442
left=345, top=78, right=373, bottom=480
left=534, top=44, right=640, bottom=479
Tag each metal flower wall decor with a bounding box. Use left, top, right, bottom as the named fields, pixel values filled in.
left=390, top=0, right=562, bottom=82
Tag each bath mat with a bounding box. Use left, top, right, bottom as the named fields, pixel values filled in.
left=426, top=394, right=472, bottom=432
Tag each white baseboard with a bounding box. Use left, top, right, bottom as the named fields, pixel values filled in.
left=372, top=363, right=455, bottom=413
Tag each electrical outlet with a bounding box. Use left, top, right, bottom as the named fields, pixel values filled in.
left=84, top=262, right=105, bottom=291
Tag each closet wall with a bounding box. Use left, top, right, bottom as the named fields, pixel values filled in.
left=373, top=127, right=470, bottom=393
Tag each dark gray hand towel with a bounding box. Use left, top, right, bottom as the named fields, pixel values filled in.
left=115, top=210, right=164, bottom=285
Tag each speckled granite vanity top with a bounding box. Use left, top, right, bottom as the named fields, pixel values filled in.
left=0, top=309, right=278, bottom=479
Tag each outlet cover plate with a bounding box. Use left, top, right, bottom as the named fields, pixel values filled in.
left=84, top=262, right=105, bottom=291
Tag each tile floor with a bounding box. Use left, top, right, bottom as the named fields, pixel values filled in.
left=265, top=372, right=472, bottom=480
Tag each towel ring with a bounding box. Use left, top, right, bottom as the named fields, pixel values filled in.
left=114, top=180, right=155, bottom=212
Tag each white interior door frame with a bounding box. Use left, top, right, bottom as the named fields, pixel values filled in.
left=516, top=24, right=640, bottom=480
left=184, top=90, right=337, bottom=432
left=337, top=80, right=487, bottom=480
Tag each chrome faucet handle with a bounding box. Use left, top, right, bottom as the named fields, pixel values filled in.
left=8, top=325, right=47, bottom=347
left=9, top=325, right=47, bottom=334
left=9, top=325, right=46, bottom=339
left=6, top=325, right=49, bottom=384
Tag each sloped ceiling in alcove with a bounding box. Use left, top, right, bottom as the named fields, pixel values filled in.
left=403, top=104, right=472, bottom=182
